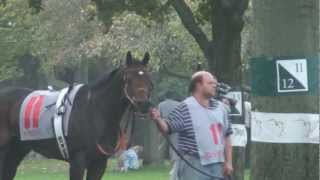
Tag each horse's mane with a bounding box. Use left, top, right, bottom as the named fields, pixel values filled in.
left=89, top=68, right=121, bottom=90
left=89, top=60, right=144, bottom=90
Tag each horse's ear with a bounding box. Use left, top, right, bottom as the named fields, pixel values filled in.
left=126, top=51, right=133, bottom=66
left=142, top=52, right=150, bottom=65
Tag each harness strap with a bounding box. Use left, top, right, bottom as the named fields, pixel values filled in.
left=96, top=105, right=136, bottom=156
left=96, top=129, right=127, bottom=156
left=53, top=87, right=70, bottom=160
left=127, top=111, right=136, bottom=148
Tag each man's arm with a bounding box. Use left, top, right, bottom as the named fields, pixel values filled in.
left=225, top=136, right=233, bottom=164
left=150, top=104, right=186, bottom=134
left=220, top=98, right=234, bottom=175
left=150, top=108, right=170, bottom=134
left=224, top=135, right=233, bottom=175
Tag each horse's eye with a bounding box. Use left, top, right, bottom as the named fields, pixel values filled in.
left=138, top=71, right=144, bottom=75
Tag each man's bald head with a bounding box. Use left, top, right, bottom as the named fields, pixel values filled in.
left=191, top=71, right=215, bottom=80
left=188, top=71, right=217, bottom=93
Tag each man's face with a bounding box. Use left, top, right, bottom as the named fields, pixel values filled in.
left=199, top=74, right=218, bottom=98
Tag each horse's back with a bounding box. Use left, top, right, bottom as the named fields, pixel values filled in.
left=0, top=87, right=32, bottom=103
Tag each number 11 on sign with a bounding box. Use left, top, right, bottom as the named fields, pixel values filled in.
left=276, top=59, right=309, bottom=93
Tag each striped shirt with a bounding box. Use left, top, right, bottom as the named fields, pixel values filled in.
left=166, top=97, right=233, bottom=156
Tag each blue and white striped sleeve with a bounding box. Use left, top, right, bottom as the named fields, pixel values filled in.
left=220, top=102, right=233, bottom=137
left=225, top=116, right=233, bottom=137
left=166, top=103, right=188, bottom=133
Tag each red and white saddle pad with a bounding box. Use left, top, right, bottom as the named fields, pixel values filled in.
left=19, top=84, right=83, bottom=141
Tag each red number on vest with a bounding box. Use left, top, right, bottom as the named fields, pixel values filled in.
left=210, top=123, right=223, bottom=145
left=24, top=95, right=44, bottom=129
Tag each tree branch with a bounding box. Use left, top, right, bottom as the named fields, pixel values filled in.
left=170, top=0, right=211, bottom=57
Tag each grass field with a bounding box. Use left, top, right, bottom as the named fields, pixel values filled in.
left=15, top=159, right=250, bottom=180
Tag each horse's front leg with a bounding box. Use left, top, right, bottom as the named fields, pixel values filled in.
left=69, top=152, right=87, bottom=180
left=0, top=146, right=8, bottom=179
left=86, top=157, right=108, bottom=180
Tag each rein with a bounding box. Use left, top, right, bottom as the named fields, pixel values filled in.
left=96, top=106, right=136, bottom=156
left=96, top=129, right=127, bottom=156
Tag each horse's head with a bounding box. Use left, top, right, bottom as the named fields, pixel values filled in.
left=122, top=51, right=153, bottom=113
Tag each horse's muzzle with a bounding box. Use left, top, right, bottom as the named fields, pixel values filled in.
left=135, top=101, right=153, bottom=114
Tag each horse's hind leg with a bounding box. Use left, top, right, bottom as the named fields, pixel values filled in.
left=2, top=141, right=30, bottom=180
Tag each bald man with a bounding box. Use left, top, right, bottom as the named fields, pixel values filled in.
left=150, top=71, right=233, bottom=180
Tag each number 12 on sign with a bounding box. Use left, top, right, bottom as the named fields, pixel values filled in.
left=276, top=59, right=309, bottom=93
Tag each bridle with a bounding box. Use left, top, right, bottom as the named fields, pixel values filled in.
left=96, top=67, right=153, bottom=156
left=122, top=67, right=153, bottom=108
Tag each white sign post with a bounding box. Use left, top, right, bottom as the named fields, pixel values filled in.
left=231, top=124, right=247, bottom=147
left=276, top=59, right=309, bottom=93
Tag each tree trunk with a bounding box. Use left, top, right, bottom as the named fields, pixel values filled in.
left=211, top=0, right=248, bottom=86
left=211, top=1, right=249, bottom=180
left=250, top=0, right=319, bottom=180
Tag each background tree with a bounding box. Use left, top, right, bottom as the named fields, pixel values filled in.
left=91, top=0, right=249, bottom=85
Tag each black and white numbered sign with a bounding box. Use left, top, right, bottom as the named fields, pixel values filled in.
left=226, top=91, right=242, bottom=116
left=276, top=59, right=309, bottom=93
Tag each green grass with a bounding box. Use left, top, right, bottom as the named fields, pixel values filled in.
left=15, top=159, right=170, bottom=180
left=15, top=159, right=250, bottom=180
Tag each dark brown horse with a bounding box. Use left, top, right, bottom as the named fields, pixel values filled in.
left=0, top=51, right=153, bottom=180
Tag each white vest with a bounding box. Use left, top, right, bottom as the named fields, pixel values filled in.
left=184, top=96, right=228, bottom=165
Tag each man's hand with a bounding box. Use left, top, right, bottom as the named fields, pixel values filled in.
left=224, top=161, right=233, bottom=176
left=149, top=108, right=169, bottom=134
left=149, top=108, right=161, bottom=122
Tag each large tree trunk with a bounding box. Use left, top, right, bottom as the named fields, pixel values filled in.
left=211, top=1, right=248, bottom=180
left=250, top=0, right=319, bottom=180
left=211, top=0, right=248, bottom=86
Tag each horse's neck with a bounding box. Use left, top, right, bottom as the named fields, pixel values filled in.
left=89, top=79, right=129, bottom=139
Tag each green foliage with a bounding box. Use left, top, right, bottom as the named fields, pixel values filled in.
left=81, top=13, right=205, bottom=98
left=93, top=0, right=212, bottom=26
left=190, top=0, right=211, bottom=24
left=32, top=0, right=100, bottom=69
left=0, top=0, right=37, bottom=80
left=0, top=0, right=206, bottom=96
left=93, top=0, right=168, bottom=28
